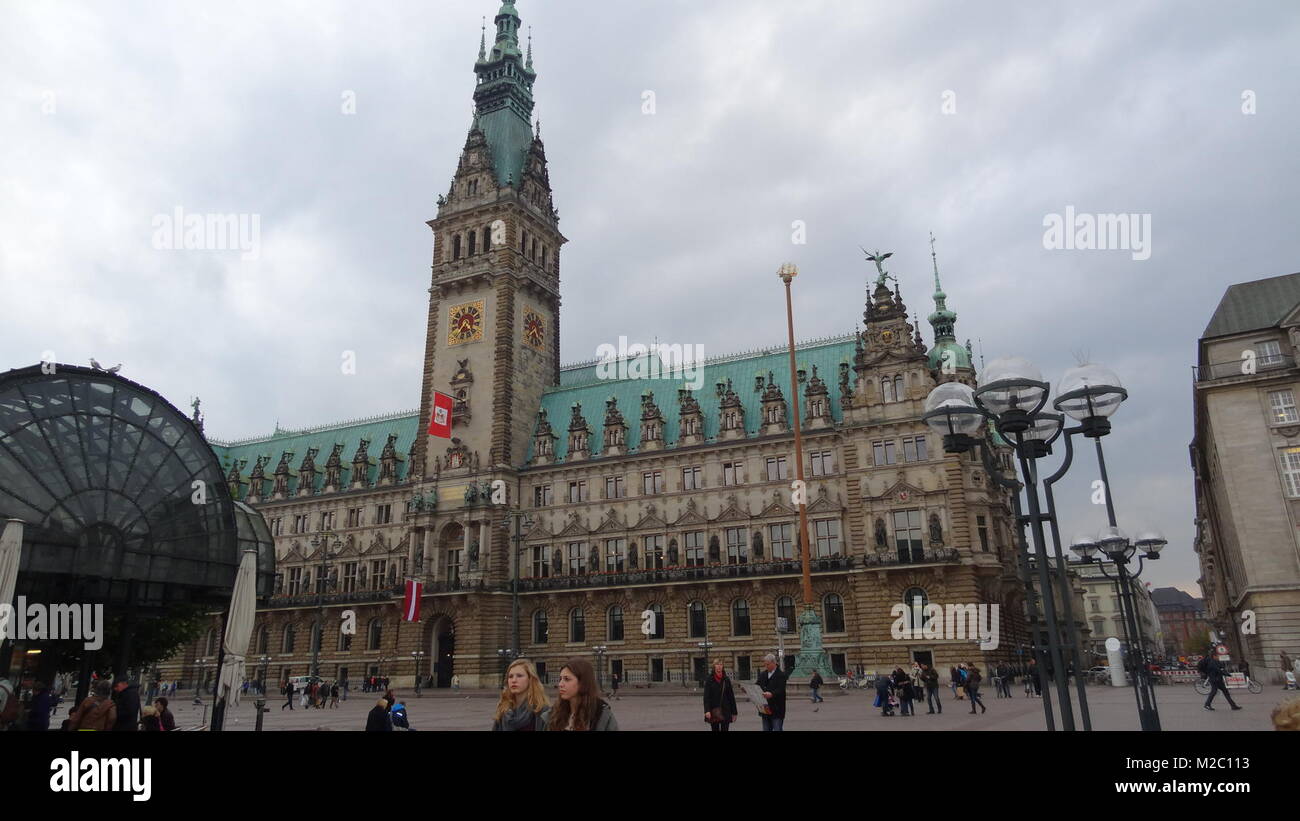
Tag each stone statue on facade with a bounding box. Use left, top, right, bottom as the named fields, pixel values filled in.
left=875, top=518, right=888, bottom=548
left=929, top=514, right=943, bottom=545
left=468, top=540, right=480, bottom=570
left=464, top=483, right=478, bottom=504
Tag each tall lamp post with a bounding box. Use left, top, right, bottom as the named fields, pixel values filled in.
left=496, top=648, right=518, bottom=686
left=922, top=359, right=1164, bottom=732
left=592, top=645, right=608, bottom=690
left=257, top=655, right=272, bottom=696
left=776, top=263, right=833, bottom=680
left=192, top=657, right=211, bottom=704
left=497, top=508, right=535, bottom=657
left=308, top=532, right=341, bottom=680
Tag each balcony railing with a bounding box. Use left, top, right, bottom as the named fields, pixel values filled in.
left=861, top=547, right=960, bottom=567
left=1194, top=353, right=1296, bottom=382
left=517, top=556, right=854, bottom=592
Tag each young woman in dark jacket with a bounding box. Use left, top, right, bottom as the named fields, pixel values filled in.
left=492, top=658, right=551, bottom=731
left=702, top=660, right=739, bottom=732
left=892, top=667, right=915, bottom=716
left=966, top=664, right=987, bottom=714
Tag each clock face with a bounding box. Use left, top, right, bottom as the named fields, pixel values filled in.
left=447, top=301, right=485, bottom=345
left=522, top=307, right=545, bottom=350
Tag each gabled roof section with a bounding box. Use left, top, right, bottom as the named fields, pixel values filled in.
left=1202, top=272, right=1300, bottom=340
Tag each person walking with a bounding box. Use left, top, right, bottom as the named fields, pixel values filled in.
left=492, top=658, right=550, bottom=731
left=330, top=682, right=340, bottom=708
left=966, top=664, right=987, bottom=714
left=155, top=697, right=177, bottom=731
left=68, top=681, right=117, bottom=731
left=545, top=658, right=618, bottom=731
left=1026, top=659, right=1041, bottom=696
left=950, top=666, right=964, bottom=700
left=281, top=679, right=294, bottom=710
left=1202, top=654, right=1241, bottom=711
left=920, top=664, right=942, bottom=714
left=996, top=662, right=1012, bottom=698
left=755, top=654, right=787, bottom=732
left=809, top=670, right=824, bottom=704
left=703, top=660, right=739, bottom=732
left=610, top=671, right=621, bottom=700
left=112, top=677, right=141, bottom=732
left=365, top=698, right=393, bottom=731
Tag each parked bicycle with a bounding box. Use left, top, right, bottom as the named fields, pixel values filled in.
left=1194, top=676, right=1263, bottom=695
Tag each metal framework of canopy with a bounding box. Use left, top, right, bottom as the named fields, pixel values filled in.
left=0, top=364, right=274, bottom=612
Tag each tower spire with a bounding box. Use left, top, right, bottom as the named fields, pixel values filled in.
left=924, top=232, right=969, bottom=373
left=526, top=25, right=533, bottom=70
left=478, top=16, right=486, bottom=62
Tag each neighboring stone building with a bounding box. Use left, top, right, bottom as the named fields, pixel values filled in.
left=159, top=1, right=1026, bottom=691
left=1192, top=272, right=1300, bottom=683
left=1150, top=586, right=1210, bottom=658
left=1074, top=561, right=1160, bottom=661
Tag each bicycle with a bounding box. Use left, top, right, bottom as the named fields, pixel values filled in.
left=1194, top=676, right=1263, bottom=695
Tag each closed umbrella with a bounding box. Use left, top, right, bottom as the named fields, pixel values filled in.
left=0, top=520, right=23, bottom=650
left=216, top=549, right=258, bottom=710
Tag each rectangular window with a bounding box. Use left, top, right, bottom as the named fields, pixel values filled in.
left=531, top=545, right=550, bottom=578
left=342, top=562, right=357, bottom=593
left=765, top=456, right=789, bottom=481
left=605, top=538, right=626, bottom=572
left=684, top=531, right=705, bottom=567
left=682, top=466, right=702, bottom=490
left=873, top=440, right=898, bottom=466
left=1282, top=447, right=1300, bottom=497
left=722, top=461, right=744, bottom=486
left=814, top=519, right=841, bottom=558
left=293, top=515, right=307, bottom=534
left=375, top=504, right=393, bottom=525
left=346, top=507, right=363, bottom=528
left=447, top=550, right=460, bottom=586
left=1270, top=390, right=1299, bottom=424
left=977, top=515, right=989, bottom=552
left=605, top=475, right=625, bottom=499
left=769, top=523, right=794, bottom=561
left=533, top=485, right=553, bottom=507
left=271, top=517, right=282, bottom=536
left=646, top=535, right=665, bottom=570
left=893, top=509, right=923, bottom=562
left=567, top=480, right=587, bottom=503
left=810, top=450, right=835, bottom=476
left=902, top=436, right=927, bottom=462
left=642, top=471, right=664, bottom=495
left=736, top=655, right=752, bottom=681
left=371, top=560, right=387, bottom=588
left=651, top=658, right=664, bottom=683
left=567, top=541, right=588, bottom=575
left=1257, top=339, right=1284, bottom=367
left=725, top=527, right=747, bottom=564
left=288, top=567, right=303, bottom=595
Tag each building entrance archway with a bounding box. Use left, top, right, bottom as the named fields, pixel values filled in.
left=429, top=615, right=455, bottom=687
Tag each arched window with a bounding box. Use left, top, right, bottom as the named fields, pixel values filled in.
left=452, top=234, right=462, bottom=260
left=823, top=593, right=845, bottom=633
left=647, top=603, right=664, bottom=640
left=337, top=628, right=352, bottom=652
left=569, top=607, right=586, bottom=643
left=776, top=596, right=795, bottom=633
left=204, top=628, right=217, bottom=656
left=688, top=600, right=707, bottom=638
left=255, top=626, right=268, bottom=655
left=902, top=587, right=929, bottom=631
left=607, top=605, right=624, bottom=641
left=894, top=375, right=904, bottom=401
left=310, top=620, right=322, bottom=653
left=367, top=618, right=382, bottom=651
left=521, top=229, right=528, bottom=254
left=468, top=230, right=477, bottom=255
left=732, top=599, right=751, bottom=636
left=281, top=624, right=295, bottom=654
left=882, top=378, right=895, bottom=403
left=532, top=609, right=549, bottom=644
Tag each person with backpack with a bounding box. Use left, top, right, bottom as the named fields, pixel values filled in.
left=1201, top=653, right=1241, bottom=711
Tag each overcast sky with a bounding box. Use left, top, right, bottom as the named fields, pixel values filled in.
left=3, top=0, right=1298, bottom=597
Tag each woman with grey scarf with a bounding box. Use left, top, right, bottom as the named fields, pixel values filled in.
left=491, top=658, right=551, bottom=732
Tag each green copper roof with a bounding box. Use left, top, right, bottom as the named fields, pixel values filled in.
left=530, top=336, right=857, bottom=463
left=209, top=410, right=420, bottom=498
left=473, top=0, right=536, bottom=187
left=925, top=235, right=968, bottom=371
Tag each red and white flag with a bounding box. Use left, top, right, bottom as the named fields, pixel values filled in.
left=401, top=578, right=423, bottom=622
left=428, top=391, right=453, bottom=439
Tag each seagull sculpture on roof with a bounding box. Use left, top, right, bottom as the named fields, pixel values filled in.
left=89, top=358, right=122, bottom=374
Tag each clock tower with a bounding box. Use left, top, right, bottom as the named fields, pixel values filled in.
left=414, top=1, right=565, bottom=483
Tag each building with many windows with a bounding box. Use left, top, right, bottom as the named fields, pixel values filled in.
left=1192, top=271, right=1300, bottom=683
left=1150, top=586, right=1211, bottom=659
left=160, top=1, right=1026, bottom=691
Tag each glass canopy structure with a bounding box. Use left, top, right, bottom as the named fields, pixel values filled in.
left=0, top=364, right=273, bottom=611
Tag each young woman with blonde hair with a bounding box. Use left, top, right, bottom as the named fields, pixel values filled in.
left=491, top=658, right=550, bottom=731
left=545, top=657, right=618, bottom=731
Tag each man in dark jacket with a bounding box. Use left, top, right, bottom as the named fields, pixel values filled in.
left=919, top=664, right=942, bottom=714
left=112, top=678, right=141, bottom=731
left=756, top=654, right=787, bottom=731
left=365, top=698, right=393, bottom=731
left=1203, top=655, right=1241, bottom=711
left=809, top=671, right=824, bottom=703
